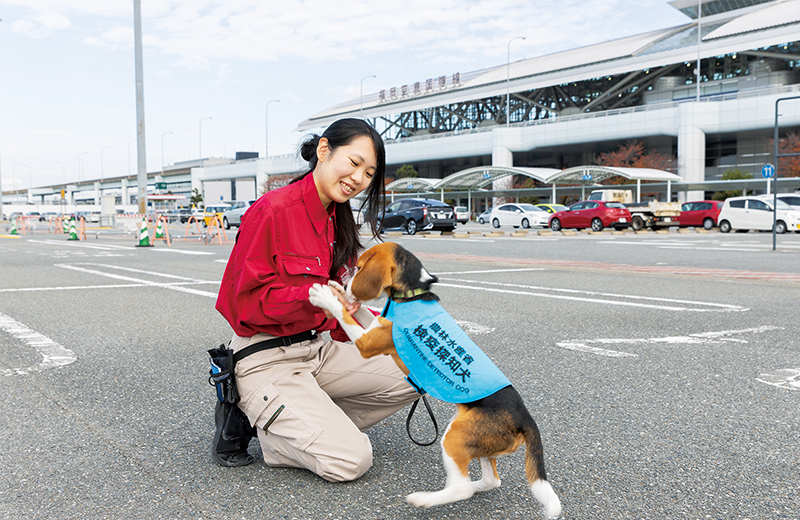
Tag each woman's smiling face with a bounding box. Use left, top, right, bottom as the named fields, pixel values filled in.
left=313, top=135, right=377, bottom=209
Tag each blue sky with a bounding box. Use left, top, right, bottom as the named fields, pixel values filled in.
left=0, top=0, right=689, bottom=190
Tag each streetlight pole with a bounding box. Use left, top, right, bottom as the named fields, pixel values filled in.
left=77, top=152, right=88, bottom=183
left=128, top=140, right=135, bottom=176
left=57, top=161, right=66, bottom=216
left=13, top=164, right=30, bottom=201
left=265, top=100, right=279, bottom=159
left=696, top=0, right=702, bottom=102
left=101, top=146, right=111, bottom=184
left=133, top=0, right=148, bottom=214
left=161, top=131, right=173, bottom=175
left=0, top=144, right=3, bottom=213
left=199, top=117, right=212, bottom=159
left=360, top=75, right=376, bottom=119
left=506, top=36, right=526, bottom=127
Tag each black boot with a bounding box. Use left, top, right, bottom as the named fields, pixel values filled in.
left=211, top=400, right=256, bottom=467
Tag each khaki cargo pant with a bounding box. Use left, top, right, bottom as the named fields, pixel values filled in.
left=231, top=333, right=420, bottom=482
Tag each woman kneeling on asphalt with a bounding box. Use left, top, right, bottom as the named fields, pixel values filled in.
left=215, top=118, right=420, bottom=482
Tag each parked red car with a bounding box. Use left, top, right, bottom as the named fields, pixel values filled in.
left=548, top=201, right=631, bottom=231
left=677, top=200, right=722, bottom=230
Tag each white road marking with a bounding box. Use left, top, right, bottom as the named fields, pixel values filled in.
left=0, top=283, right=155, bottom=293
left=30, top=239, right=213, bottom=255
left=454, top=321, right=495, bottom=335
left=0, top=312, right=77, bottom=376
left=756, top=368, right=800, bottom=391
left=54, top=263, right=219, bottom=298
left=30, top=239, right=133, bottom=251
left=557, top=326, right=783, bottom=358
left=437, top=278, right=747, bottom=312
left=436, top=268, right=546, bottom=275
left=557, top=341, right=638, bottom=358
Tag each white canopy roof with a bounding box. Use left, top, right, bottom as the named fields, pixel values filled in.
left=384, top=165, right=681, bottom=194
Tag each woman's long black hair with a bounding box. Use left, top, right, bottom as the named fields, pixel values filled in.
left=295, top=118, right=386, bottom=278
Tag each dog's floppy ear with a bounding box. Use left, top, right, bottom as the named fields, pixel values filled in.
left=351, top=257, right=393, bottom=301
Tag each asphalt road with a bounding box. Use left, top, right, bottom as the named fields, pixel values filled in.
left=1, top=223, right=798, bottom=520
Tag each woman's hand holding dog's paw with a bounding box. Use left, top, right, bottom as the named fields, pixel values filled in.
left=327, top=280, right=362, bottom=315
left=308, top=284, right=343, bottom=319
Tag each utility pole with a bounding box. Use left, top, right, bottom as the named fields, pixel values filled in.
left=134, top=0, right=148, bottom=214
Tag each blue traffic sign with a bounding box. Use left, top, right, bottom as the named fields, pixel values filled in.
left=761, top=164, right=775, bottom=178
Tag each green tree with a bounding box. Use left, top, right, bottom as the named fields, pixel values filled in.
left=712, top=169, right=754, bottom=201
left=510, top=177, right=540, bottom=204
left=395, top=164, right=419, bottom=178
left=190, top=188, right=204, bottom=207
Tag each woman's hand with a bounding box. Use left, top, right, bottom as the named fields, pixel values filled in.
left=321, top=281, right=362, bottom=319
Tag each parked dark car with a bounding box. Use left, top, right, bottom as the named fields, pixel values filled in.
left=166, top=208, right=192, bottom=223
left=378, top=198, right=456, bottom=235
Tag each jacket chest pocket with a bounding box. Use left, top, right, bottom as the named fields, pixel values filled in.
left=277, top=253, right=329, bottom=283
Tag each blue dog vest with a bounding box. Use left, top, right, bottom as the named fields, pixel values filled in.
left=382, top=298, right=511, bottom=403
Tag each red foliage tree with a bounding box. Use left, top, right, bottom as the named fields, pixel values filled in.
left=595, top=141, right=676, bottom=185
left=770, top=131, right=800, bottom=178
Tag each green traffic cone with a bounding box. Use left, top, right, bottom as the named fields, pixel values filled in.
left=67, top=219, right=79, bottom=241
left=154, top=219, right=165, bottom=239
left=136, top=217, right=152, bottom=247
left=10, top=219, right=18, bottom=235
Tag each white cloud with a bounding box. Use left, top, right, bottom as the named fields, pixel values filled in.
left=8, top=0, right=688, bottom=70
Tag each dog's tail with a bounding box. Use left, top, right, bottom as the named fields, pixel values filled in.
left=523, top=422, right=562, bottom=519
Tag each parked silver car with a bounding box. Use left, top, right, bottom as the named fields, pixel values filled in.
left=222, top=200, right=255, bottom=229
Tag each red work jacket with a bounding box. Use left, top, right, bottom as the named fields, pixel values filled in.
left=216, top=173, right=349, bottom=340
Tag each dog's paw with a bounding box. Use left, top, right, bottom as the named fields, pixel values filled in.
left=308, top=284, right=341, bottom=313
left=406, top=492, right=436, bottom=508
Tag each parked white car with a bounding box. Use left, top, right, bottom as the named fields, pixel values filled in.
left=717, top=195, right=800, bottom=234
left=489, top=203, right=550, bottom=229
left=776, top=193, right=800, bottom=209
left=222, top=200, right=255, bottom=229
left=453, top=206, right=470, bottom=224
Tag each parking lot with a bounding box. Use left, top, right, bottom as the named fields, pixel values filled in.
left=1, top=224, right=798, bottom=519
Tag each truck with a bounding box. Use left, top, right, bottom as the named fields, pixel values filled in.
left=587, top=189, right=681, bottom=231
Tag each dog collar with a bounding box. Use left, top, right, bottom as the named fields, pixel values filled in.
left=392, top=288, right=429, bottom=300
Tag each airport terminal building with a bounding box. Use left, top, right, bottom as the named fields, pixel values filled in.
left=8, top=0, right=800, bottom=211
left=205, top=0, right=800, bottom=206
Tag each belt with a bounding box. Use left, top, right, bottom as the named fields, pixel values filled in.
left=233, top=330, right=317, bottom=363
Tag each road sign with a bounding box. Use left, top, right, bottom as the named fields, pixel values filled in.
left=761, top=164, right=775, bottom=179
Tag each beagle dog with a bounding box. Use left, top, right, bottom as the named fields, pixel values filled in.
left=309, top=242, right=561, bottom=519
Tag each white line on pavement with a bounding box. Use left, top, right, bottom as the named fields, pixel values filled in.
left=437, top=278, right=747, bottom=312
left=557, top=326, right=783, bottom=358
left=436, top=268, right=546, bottom=275
left=30, top=239, right=214, bottom=254
left=0, top=312, right=77, bottom=376
left=54, top=263, right=219, bottom=298
left=756, top=368, right=800, bottom=391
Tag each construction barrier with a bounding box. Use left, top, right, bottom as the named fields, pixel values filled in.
left=183, top=216, right=204, bottom=241
left=152, top=216, right=171, bottom=247
left=50, top=216, right=64, bottom=234
left=205, top=215, right=229, bottom=245
left=13, top=217, right=31, bottom=235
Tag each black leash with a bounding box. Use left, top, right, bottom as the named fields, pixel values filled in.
left=405, top=395, right=439, bottom=446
